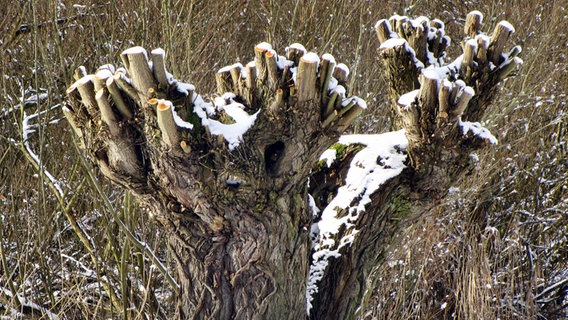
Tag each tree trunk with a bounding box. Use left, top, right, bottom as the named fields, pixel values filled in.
left=64, top=11, right=521, bottom=319
left=308, top=171, right=411, bottom=319
left=308, top=11, right=521, bottom=319
left=65, top=43, right=364, bottom=319
left=163, top=194, right=310, bottom=319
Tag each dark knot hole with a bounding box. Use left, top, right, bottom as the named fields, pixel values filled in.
left=265, top=141, right=285, bottom=176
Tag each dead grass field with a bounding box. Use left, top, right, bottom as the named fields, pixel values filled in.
left=1, top=0, right=566, bottom=319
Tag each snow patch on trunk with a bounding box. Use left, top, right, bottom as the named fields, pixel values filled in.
left=193, top=94, right=259, bottom=150
left=307, top=130, right=408, bottom=312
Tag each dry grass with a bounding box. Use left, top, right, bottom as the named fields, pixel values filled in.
left=365, top=1, right=568, bottom=319
left=1, top=0, right=566, bottom=319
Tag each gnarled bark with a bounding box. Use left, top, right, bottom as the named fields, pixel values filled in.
left=308, top=11, right=521, bottom=319
left=64, top=11, right=520, bottom=320
left=65, top=43, right=364, bottom=319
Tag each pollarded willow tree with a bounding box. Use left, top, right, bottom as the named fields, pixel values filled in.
left=64, top=11, right=521, bottom=320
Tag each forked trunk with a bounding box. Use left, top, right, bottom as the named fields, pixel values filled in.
left=64, top=11, right=520, bottom=319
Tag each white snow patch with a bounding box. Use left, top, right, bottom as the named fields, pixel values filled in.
left=151, top=48, right=165, bottom=56
left=94, top=69, right=113, bottom=81
left=328, top=77, right=339, bottom=92
left=115, top=67, right=127, bottom=76
left=255, top=42, right=273, bottom=51
left=335, top=63, right=350, bottom=77
left=374, top=18, right=390, bottom=30
left=421, top=68, right=445, bottom=82
left=379, top=38, right=407, bottom=50
left=276, top=56, right=294, bottom=69
left=319, top=149, right=337, bottom=168
left=172, top=109, right=193, bottom=130
left=425, top=50, right=438, bottom=67
left=214, top=92, right=237, bottom=110
left=476, top=34, right=490, bottom=50
left=76, top=65, right=87, bottom=76
left=156, top=99, right=193, bottom=129
left=341, top=96, right=367, bottom=109
left=459, top=120, right=498, bottom=144
left=291, top=66, right=298, bottom=83
left=441, top=79, right=453, bottom=91
left=462, top=86, right=475, bottom=97
left=465, top=38, right=478, bottom=53
left=176, top=81, right=195, bottom=96
left=308, top=194, right=320, bottom=217
left=122, top=46, right=148, bottom=60
left=321, top=53, right=336, bottom=64
left=97, top=63, right=115, bottom=74
left=455, top=79, right=466, bottom=89
left=286, top=43, right=307, bottom=54
left=432, top=18, right=445, bottom=29
left=76, top=74, right=94, bottom=86
left=412, top=16, right=429, bottom=29
left=193, top=95, right=259, bottom=150
left=332, top=84, right=346, bottom=97
left=218, top=63, right=244, bottom=74
left=398, top=89, right=419, bottom=108
left=355, top=97, right=368, bottom=109
left=498, top=20, right=515, bottom=33
left=322, top=131, right=407, bottom=223
left=469, top=10, right=484, bottom=24
left=302, top=52, right=321, bottom=67
left=380, top=39, right=424, bottom=69
left=445, top=54, right=463, bottom=73
left=307, top=130, right=408, bottom=313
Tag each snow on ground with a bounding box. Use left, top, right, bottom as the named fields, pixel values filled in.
left=307, top=130, right=408, bottom=312
left=0, top=286, right=61, bottom=320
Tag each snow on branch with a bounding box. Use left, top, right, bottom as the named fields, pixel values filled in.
left=22, top=105, right=65, bottom=197
left=459, top=119, right=498, bottom=144
left=307, top=130, right=408, bottom=312
left=376, top=11, right=521, bottom=177
left=377, top=11, right=522, bottom=102
left=192, top=93, right=260, bottom=151
left=376, top=14, right=450, bottom=67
